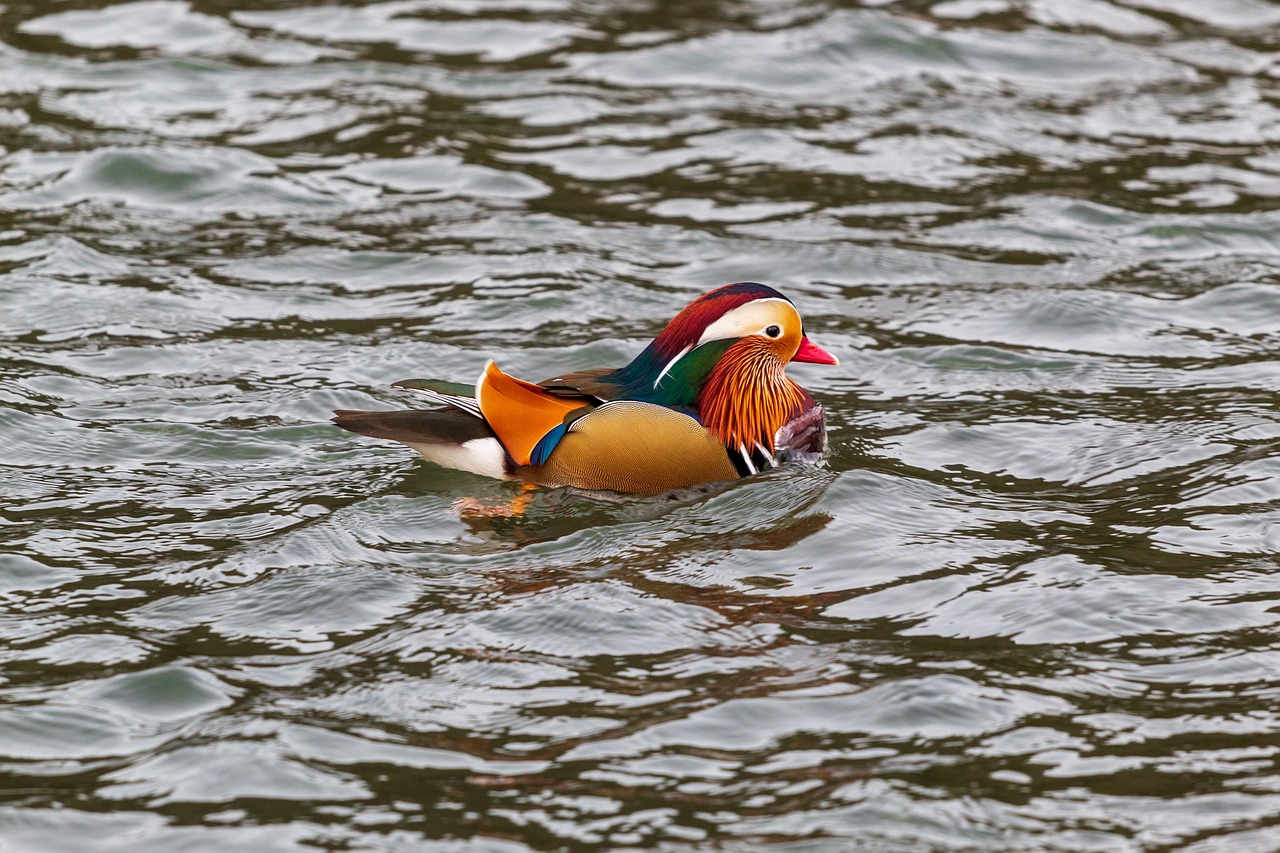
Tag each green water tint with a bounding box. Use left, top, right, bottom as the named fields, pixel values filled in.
left=3, top=0, right=1280, bottom=850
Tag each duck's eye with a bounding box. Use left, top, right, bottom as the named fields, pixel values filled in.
left=765, top=324, right=782, bottom=338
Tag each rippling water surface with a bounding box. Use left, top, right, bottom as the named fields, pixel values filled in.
left=4, top=0, right=1280, bottom=849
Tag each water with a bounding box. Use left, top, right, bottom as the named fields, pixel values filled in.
left=3, top=0, right=1280, bottom=849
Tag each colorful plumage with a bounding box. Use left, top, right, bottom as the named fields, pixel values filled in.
left=333, top=282, right=838, bottom=494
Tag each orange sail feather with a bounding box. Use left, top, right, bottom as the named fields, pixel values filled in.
left=475, top=360, right=586, bottom=466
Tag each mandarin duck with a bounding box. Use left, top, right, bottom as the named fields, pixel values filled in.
left=333, top=282, right=838, bottom=494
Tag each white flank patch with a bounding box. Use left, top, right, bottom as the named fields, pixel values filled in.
left=406, top=437, right=509, bottom=480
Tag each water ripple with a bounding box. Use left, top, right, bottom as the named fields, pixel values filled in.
left=3, top=0, right=1280, bottom=849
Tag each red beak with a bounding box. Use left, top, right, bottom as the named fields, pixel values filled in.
left=792, top=335, right=839, bottom=366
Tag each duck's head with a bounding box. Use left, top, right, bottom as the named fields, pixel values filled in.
left=612, top=282, right=837, bottom=404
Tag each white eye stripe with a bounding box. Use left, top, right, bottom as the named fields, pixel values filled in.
left=696, top=298, right=797, bottom=346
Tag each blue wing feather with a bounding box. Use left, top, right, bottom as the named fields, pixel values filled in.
left=529, top=423, right=568, bottom=466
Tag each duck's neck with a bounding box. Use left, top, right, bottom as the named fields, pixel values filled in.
left=608, top=338, right=734, bottom=407
left=696, top=340, right=812, bottom=455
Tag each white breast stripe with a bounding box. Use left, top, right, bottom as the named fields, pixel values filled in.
left=754, top=441, right=776, bottom=467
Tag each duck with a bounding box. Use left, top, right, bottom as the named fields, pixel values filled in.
left=333, top=281, right=838, bottom=494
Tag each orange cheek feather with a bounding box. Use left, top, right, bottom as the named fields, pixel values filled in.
left=698, top=340, right=810, bottom=454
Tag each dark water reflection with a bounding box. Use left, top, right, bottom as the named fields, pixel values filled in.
left=4, top=0, right=1280, bottom=849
